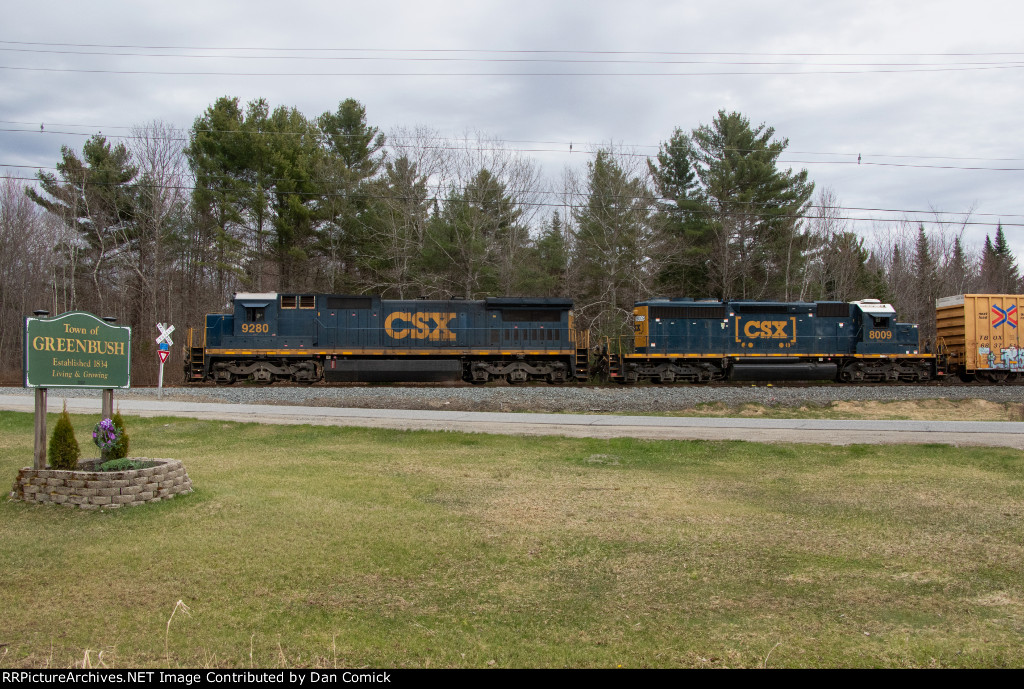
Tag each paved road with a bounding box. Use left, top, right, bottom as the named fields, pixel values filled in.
left=3, top=393, right=1023, bottom=449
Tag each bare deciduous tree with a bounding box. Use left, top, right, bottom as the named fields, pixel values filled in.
left=0, top=177, right=61, bottom=378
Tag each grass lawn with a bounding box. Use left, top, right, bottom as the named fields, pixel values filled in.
left=1, top=410, right=1022, bottom=668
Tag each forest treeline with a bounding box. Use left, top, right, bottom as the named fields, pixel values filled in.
left=1, top=98, right=1019, bottom=383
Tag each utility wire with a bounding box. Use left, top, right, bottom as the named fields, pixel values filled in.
left=6, top=120, right=1024, bottom=161
left=3, top=171, right=1021, bottom=228
left=3, top=64, right=1024, bottom=77
left=10, top=161, right=1024, bottom=215
left=4, top=45, right=1024, bottom=69
left=2, top=40, right=1023, bottom=57
left=4, top=126, right=1024, bottom=170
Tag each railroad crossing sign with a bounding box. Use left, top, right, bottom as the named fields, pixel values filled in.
left=156, top=323, right=174, bottom=363
left=156, top=323, right=175, bottom=346
left=156, top=322, right=174, bottom=399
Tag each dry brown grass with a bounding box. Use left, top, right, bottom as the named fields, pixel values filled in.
left=687, top=398, right=1024, bottom=421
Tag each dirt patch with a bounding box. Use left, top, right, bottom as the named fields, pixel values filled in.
left=680, top=398, right=1024, bottom=421
left=829, top=399, right=1022, bottom=422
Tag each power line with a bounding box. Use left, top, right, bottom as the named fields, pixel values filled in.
left=12, top=117, right=1020, bottom=161
left=4, top=126, right=1024, bottom=170
left=4, top=171, right=1022, bottom=228
left=3, top=64, right=1024, bottom=77
left=5, top=45, right=1024, bottom=69
left=7, top=119, right=1024, bottom=162
left=2, top=40, right=1023, bottom=57
left=6, top=160, right=1024, bottom=217
left=9, top=161, right=1024, bottom=214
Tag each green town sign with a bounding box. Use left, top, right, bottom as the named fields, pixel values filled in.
left=24, top=312, right=132, bottom=388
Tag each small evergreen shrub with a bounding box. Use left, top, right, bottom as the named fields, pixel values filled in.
left=110, top=409, right=130, bottom=459
left=48, top=403, right=80, bottom=470
left=98, top=458, right=155, bottom=472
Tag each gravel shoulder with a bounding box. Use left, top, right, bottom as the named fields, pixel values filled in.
left=1, top=383, right=1019, bottom=414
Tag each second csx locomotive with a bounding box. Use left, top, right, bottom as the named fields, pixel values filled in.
left=607, top=297, right=933, bottom=383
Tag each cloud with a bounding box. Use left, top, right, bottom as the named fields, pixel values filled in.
left=3, top=0, right=1022, bottom=254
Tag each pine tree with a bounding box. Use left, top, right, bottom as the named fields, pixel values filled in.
left=422, top=168, right=526, bottom=298
left=649, top=128, right=714, bottom=297
left=993, top=224, right=1021, bottom=292
left=651, top=111, right=813, bottom=300
left=48, top=403, right=80, bottom=470
left=110, top=410, right=130, bottom=460
left=980, top=235, right=997, bottom=291
left=26, top=135, right=139, bottom=314
left=942, top=235, right=971, bottom=296
left=519, top=212, right=568, bottom=296
left=979, top=227, right=1021, bottom=293
left=913, top=225, right=937, bottom=342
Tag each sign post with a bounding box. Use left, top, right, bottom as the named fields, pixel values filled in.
left=34, top=387, right=47, bottom=470
left=24, top=311, right=132, bottom=469
left=156, top=323, right=174, bottom=400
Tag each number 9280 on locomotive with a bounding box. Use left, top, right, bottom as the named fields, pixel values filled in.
left=185, top=293, right=590, bottom=385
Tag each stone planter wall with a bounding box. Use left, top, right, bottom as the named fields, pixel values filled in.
left=9, top=459, right=192, bottom=510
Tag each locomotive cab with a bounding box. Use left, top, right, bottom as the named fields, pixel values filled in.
left=234, top=293, right=278, bottom=345
left=851, top=300, right=919, bottom=354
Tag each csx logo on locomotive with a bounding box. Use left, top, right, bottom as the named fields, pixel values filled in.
left=384, top=312, right=457, bottom=340
left=739, top=318, right=797, bottom=341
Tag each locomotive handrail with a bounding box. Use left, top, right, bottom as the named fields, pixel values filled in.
left=186, top=326, right=206, bottom=350
left=574, top=329, right=590, bottom=351
left=203, top=323, right=581, bottom=343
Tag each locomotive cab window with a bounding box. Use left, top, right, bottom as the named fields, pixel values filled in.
left=871, top=316, right=890, bottom=328
left=245, top=307, right=266, bottom=322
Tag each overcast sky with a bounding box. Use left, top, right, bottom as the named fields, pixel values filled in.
left=3, top=0, right=1023, bottom=257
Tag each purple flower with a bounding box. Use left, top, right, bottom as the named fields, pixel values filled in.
left=93, top=417, right=123, bottom=452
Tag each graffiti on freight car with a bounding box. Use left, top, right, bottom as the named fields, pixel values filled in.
left=979, top=345, right=1024, bottom=370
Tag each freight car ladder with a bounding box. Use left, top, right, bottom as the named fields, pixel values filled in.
left=186, top=327, right=206, bottom=381
left=574, top=329, right=590, bottom=380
